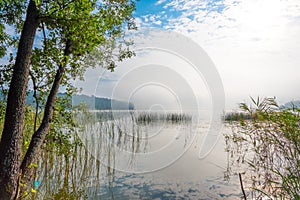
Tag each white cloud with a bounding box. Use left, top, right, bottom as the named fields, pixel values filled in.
left=154, top=0, right=300, bottom=108
left=154, top=20, right=162, bottom=25
left=79, top=0, right=300, bottom=110
left=134, top=17, right=143, bottom=28
left=153, top=0, right=299, bottom=108
left=149, top=15, right=156, bottom=22
left=156, top=0, right=167, bottom=5
left=140, top=14, right=165, bottom=27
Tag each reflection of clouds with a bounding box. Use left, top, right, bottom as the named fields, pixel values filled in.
left=97, top=162, right=241, bottom=199
left=101, top=126, right=237, bottom=198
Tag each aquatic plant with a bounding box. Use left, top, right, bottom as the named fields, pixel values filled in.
left=226, top=97, right=300, bottom=199
left=133, top=112, right=192, bottom=124
left=223, top=111, right=252, bottom=122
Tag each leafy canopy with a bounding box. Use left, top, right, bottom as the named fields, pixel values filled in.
left=0, top=0, right=136, bottom=161
left=0, top=0, right=136, bottom=96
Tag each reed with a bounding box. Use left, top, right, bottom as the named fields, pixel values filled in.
left=133, top=112, right=192, bottom=123
left=223, top=111, right=252, bottom=121
left=225, top=97, right=300, bottom=199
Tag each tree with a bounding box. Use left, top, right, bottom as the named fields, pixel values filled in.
left=0, top=0, right=136, bottom=199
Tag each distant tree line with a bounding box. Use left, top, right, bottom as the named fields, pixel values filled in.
left=72, top=94, right=135, bottom=110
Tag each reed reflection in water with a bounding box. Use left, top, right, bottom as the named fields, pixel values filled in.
left=32, top=111, right=243, bottom=199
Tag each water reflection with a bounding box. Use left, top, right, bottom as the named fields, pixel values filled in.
left=33, top=111, right=243, bottom=199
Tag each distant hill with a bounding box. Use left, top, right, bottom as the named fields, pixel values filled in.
left=280, top=100, right=300, bottom=109
left=1, top=91, right=134, bottom=110
left=72, top=94, right=134, bottom=110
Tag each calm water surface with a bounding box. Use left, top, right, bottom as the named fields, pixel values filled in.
left=36, top=111, right=243, bottom=199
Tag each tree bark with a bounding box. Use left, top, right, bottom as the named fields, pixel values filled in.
left=20, top=40, right=72, bottom=192
left=0, top=1, right=39, bottom=199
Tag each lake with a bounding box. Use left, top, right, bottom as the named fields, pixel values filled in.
left=34, top=111, right=244, bottom=199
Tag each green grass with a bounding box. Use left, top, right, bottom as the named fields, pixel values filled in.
left=225, top=97, right=300, bottom=199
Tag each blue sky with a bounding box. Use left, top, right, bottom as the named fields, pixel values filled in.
left=77, top=0, right=300, bottom=109
left=2, top=1, right=300, bottom=110
left=125, top=0, right=300, bottom=109
left=134, top=0, right=228, bottom=22
left=133, top=0, right=183, bottom=27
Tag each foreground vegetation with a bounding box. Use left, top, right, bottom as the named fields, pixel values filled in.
left=0, top=0, right=136, bottom=198
left=0, top=99, right=83, bottom=198
left=225, top=97, right=300, bottom=199
left=1, top=104, right=194, bottom=199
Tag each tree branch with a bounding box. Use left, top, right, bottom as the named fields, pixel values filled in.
left=20, top=39, right=72, bottom=189
left=29, top=70, right=39, bottom=132
left=41, top=21, right=47, bottom=51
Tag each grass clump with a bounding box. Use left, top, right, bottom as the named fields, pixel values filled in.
left=224, top=112, right=252, bottom=122
left=226, top=97, right=300, bottom=199
left=134, top=112, right=192, bottom=124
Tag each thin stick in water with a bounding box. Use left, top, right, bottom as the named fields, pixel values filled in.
left=239, top=173, right=247, bottom=200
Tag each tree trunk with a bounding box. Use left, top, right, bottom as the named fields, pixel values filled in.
left=20, top=67, right=65, bottom=184
left=0, top=1, right=39, bottom=199
left=20, top=40, right=71, bottom=193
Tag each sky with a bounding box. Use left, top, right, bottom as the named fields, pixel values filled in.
left=78, top=0, right=300, bottom=110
